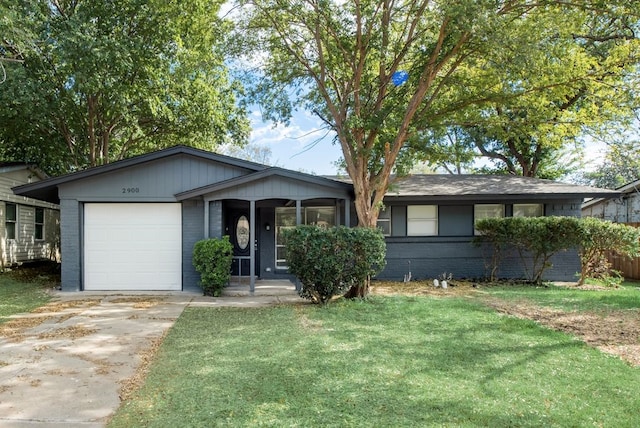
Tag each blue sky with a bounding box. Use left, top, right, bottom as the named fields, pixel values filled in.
left=249, top=109, right=609, bottom=177
left=248, top=109, right=342, bottom=175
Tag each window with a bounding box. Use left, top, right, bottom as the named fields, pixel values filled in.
left=275, top=206, right=337, bottom=269
left=35, top=207, right=44, bottom=240
left=275, top=208, right=296, bottom=269
left=376, top=207, right=391, bottom=236
left=407, top=205, right=438, bottom=236
left=305, top=206, right=335, bottom=228
left=513, top=203, right=543, bottom=217
left=5, top=203, right=16, bottom=240
left=474, top=204, right=504, bottom=235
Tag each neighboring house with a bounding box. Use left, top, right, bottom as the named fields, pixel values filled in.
left=1, top=163, right=60, bottom=269
left=582, top=178, right=640, bottom=280
left=13, top=146, right=617, bottom=292
left=582, top=179, right=640, bottom=223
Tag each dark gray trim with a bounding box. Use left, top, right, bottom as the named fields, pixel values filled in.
left=175, top=167, right=354, bottom=201
left=12, top=145, right=268, bottom=204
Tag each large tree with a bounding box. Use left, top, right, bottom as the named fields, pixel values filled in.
left=581, top=138, right=640, bottom=189
left=415, top=7, right=640, bottom=179
left=0, top=0, right=249, bottom=175
left=235, top=0, right=639, bottom=228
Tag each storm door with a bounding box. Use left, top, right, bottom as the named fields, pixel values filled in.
left=227, top=208, right=258, bottom=276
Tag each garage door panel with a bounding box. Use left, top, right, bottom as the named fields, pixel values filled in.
left=84, top=203, right=182, bottom=291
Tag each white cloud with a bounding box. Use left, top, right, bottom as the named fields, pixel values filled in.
left=249, top=110, right=341, bottom=174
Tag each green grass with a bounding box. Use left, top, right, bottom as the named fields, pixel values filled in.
left=480, top=280, right=640, bottom=312
left=0, top=270, right=53, bottom=321
left=109, top=296, right=640, bottom=427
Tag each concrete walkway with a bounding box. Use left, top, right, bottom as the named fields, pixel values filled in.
left=0, top=281, right=302, bottom=427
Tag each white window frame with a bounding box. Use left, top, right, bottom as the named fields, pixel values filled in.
left=513, top=203, right=544, bottom=217
left=5, top=203, right=17, bottom=240
left=407, top=205, right=438, bottom=236
left=376, top=206, right=391, bottom=236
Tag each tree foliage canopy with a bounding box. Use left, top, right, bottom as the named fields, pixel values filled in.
left=235, top=0, right=640, bottom=225
left=0, top=0, right=249, bottom=174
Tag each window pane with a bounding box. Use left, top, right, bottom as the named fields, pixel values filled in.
left=275, top=208, right=297, bottom=270
left=6, top=203, right=16, bottom=221
left=35, top=224, right=44, bottom=240
left=305, top=207, right=335, bottom=227
left=376, top=207, right=391, bottom=236
left=408, top=205, right=437, bottom=219
left=407, top=205, right=438, bottom=236
left=35, top=207, right=44, bottom=224
left=474, top=204, right=505, bottom=235
left=474, top=204, right=504, bottom=221
left=6, top=223, right=15, bottom=240
left=376, top=220, right=391, bottom=236
left=514, top=204, right=543, bottom=217
left=407, top=220, right=437, bottom=236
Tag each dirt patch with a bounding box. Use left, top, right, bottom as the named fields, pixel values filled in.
left=372, top=281, right=640, bottom=367
left=118, top=334, right=165, bottom=402
left=32, top=299, right=101, bottom=313
left=481, top=297, right=640, bottom=366
left=109, top=297, right=165, bottom=309
left=371, top=279, right=482, bottom=297
left=0, top=316, right=56, bottom=342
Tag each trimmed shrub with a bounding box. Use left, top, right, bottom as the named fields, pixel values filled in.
left=283, top=226, right=386, bottom=304
left=192, top=236, right=233, bottom=296
left=474, top=216, right=582, bottom=283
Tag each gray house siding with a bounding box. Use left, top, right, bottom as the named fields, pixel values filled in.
left=182, top=199, right=204, bottom=291
left=13, top=146, right=616, bottom=291
left=56, top=154, right=256, bottom=291
left=60, top=199, right=82, bottom=291
left=378, top=199, right=583, bottom=282
left=58, top=154, right=252, bottom=202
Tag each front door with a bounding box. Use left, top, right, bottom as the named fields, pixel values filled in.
left=227, top=208, right=258, bottom=276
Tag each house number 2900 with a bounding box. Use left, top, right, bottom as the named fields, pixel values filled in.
left=122, top=187, right=140, bottom=193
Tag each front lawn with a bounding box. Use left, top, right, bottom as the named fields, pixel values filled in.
left=110, top=294, right=640, bottom=427
left=0, top=264, right=56, bottom=322
left=481, top=280, right=640, bottom=312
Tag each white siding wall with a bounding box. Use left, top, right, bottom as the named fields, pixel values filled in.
left=583, top=193, right=640, bottom=223
left=1, top=168, right=61, bottom=267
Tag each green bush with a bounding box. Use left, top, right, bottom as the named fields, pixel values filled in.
left=475, top=216, right=640, bottom=285
left=474, top=216, right=582, bottom=283
left=283, top=226, right=386, bottom=304
left=192, top=237, right=234, bottom=296
left=576, top=218, right=640, bottom=285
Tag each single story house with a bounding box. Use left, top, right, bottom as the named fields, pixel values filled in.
left=582, top=178, right=640, bottom=223
left=1, top=162, right=60, bottom=269
left=12, top=146, right=618, bottom=292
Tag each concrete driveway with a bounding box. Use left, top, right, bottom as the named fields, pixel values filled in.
left=0, top=282, right=302, bottom=427
left=0, top=292, right=195, bottom=427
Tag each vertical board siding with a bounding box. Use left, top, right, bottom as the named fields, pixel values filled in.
left=608, top=222, right=640, bottom=280
left=182, top=200, right=203, bottom=291
left=60, top=199, right=82, bottom=291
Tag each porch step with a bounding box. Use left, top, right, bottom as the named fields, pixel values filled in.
left=222, top=279, right=298, bottom=297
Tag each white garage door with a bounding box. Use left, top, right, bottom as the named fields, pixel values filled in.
left=84, top=203, right=182, bottom=291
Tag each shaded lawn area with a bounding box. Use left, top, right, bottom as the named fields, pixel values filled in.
left=109, top=296, right=640, bottom=427
left=0, top=268, right=54, bottom=322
